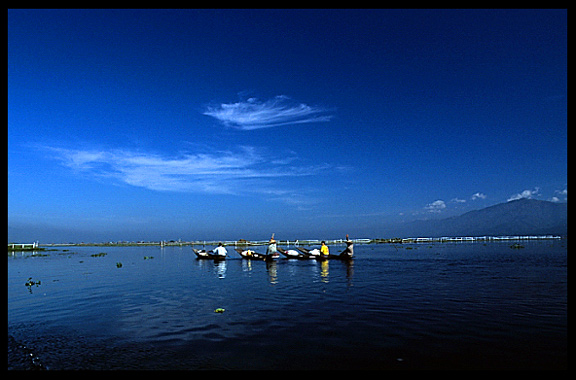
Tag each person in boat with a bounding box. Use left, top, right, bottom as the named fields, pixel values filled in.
left=320, top=241, right=329, bottom=257
left=212, top=242, right=228, bottom=257
left=295, top=246, right=321, bottom=256
left=266, top=233, right=278, bottom=256
left=340, top=234, right=354, bottom=258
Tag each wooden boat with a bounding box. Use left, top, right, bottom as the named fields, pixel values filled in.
left=296, top=246, right=326, bottom=260
left=296, top=246, right=353, bottom=261
left=277, top=246, right=316, bottom=259
left=193, top=248, right=227, bottom=260
left=234, top=248, right=279, bottom=261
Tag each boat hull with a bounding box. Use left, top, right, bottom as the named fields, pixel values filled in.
left=296, top=247, right=353, bottom=261
left=193, top=248, right=226, bottom=260
left=277, top=246, right=317, bottom=259
left=235, top=248, right=279, bottom=261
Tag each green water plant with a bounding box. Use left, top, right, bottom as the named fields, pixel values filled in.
left=25, top=277, right=41, bottom=293
left=25, top=277, right=41, bottom=287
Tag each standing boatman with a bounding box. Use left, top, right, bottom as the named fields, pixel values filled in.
left=339, top=234, right=354, bottom=258
left=266, top=233, right=278, bottom=255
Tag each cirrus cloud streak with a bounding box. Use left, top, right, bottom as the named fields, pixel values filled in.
left=203, top=95, right=334, bottom=130
left=42, top=145, right=331, bottom=201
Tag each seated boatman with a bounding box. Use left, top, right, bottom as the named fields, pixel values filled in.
left=213, top=242, right=228, bottom=257
left=320, top=241, right=329, bottom=257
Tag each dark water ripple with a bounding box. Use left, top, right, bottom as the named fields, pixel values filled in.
left=8, top=241, right=567, bottom=369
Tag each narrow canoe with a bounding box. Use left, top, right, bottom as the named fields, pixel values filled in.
left=193, top=248, right=226, bottom=260
left=234, top=248, right=279, bottom=261
left=296, top=246, right=353, bottom=261
left=277, top=246, right=316, bottom=259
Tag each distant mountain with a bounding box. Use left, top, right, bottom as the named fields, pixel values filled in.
left=389, top=199, right=567, bottom=238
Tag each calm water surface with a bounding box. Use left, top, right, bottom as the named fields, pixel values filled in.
left=8, top=240, right=567, bottom=369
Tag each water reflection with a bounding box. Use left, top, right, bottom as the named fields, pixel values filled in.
left=320, top=261, right=329, bottom=283
left=193, top=256, right=354, bottom=286
left=265, top=261, right=278, bottom=284
left=241, top=259, right=253, bottom=273
left=276, top=258, right=354, bottom=286
left=345, top=260, right=354, bottom=286
left=214, top=261, right=227, bottom=279
left=194, top=258, right=227, bottom=279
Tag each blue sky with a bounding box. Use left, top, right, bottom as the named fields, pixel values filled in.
left=8, top=9, right=567, bottom=242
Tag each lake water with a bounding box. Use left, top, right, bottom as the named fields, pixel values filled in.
left=8, top=240, right=567, bottom=370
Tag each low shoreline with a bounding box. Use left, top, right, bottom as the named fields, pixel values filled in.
left=13, top=234, right=564, bottom=249
left=7, top=246, right=45, bottom=252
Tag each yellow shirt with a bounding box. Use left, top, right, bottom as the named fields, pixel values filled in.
left=320, top=245, right=329, bottom=256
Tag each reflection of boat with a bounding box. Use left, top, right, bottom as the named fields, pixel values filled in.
left=277, top=246, right=315, bottom=259
left=234, top=248, right=279, bottom=261
left=193, top=248, right=226, bottom=260
left=296, top=246, right=353, bottom=261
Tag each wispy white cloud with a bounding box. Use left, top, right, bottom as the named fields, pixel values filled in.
left=203, top=95, right=334, bottom=130
left=471, top=192, right=486, bottom=200
left=507, top=187, right=540, bottom=202
left=425, top=199, right=446, bottom=213
left=550, top=188, right=567, bottom=202
left=46, top=146, right=257, bottom=193
left=42, top=145, right=331, bottom=206
left=556, top=188, right=567, bottom=196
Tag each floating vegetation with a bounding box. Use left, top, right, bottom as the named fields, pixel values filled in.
left=25, top=277, right=41, bottom=293
left=510, top=243, right=525, bottom=249
left=25, top=277, right=40, bottom=287
left=116, top=262, right=123, bottom=268
left=143, top=256, right=154, bottom=260
left=91, top=252, right=108, bottom=257
left=214, top=308, right=225, bottom=313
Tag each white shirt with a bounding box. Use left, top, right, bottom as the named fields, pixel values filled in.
left=213, top=246, right=227, bottom=256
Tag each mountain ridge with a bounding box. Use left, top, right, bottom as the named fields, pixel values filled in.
left=389, top=199, right=567, bottom=238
